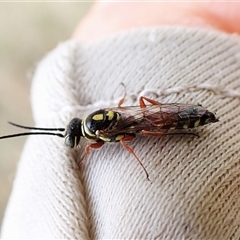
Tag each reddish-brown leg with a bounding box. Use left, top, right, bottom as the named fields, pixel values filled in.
left=80, top=141, right=104, bottom=164
left=140, top=130, right=164, bottom=137
left=118, top=83, right=127, bottom=108
left=139, top=96, right=161, bottom=108
left=118, top=98, right=125, bottom=108
left=120, top=136, right=149, bottom=180
left=141, top=130, right=199, bottom=138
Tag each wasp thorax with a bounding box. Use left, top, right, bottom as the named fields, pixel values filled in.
left=64, top=118, right=83, bottom=148
left=85, top=109, right=121, bottom=134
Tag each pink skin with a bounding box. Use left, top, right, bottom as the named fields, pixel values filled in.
left=72, top=2, right=240, bottom=42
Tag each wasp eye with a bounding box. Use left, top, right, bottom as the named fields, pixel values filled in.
left=64, top=118, right=82, bottom=148
left=65, top=136, right=76, bottom=148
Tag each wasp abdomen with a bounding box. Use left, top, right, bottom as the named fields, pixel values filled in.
left=174, top=106, right=218, bottom=129
left=200, top=110, right=218, bottom=125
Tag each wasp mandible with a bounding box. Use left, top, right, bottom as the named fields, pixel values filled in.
left=0, top=96, right=219, bottom=180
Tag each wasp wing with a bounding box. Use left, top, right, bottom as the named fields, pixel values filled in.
left=99, top=104, right=205, bottom=137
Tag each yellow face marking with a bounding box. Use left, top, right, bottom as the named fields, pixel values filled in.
left=100, top=136, right=111, bottom=142
left=170, top=126, right=176, bottom=130
left=92, top=114, right=104, bottom=121
left=183, top=124, right=188, bottom=129
left=106, top=111, right=114, bottom=121
left=194, top=119, right=200, bottom=127
left=115, top=135, right=124, bottom=141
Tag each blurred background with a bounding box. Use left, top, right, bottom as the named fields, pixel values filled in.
left=0, top=2, right=92, bottom=228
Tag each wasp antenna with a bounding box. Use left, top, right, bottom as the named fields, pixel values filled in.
left=8, top=121, right=65, bottom=132
left=0, top=132, right=65, bottom=140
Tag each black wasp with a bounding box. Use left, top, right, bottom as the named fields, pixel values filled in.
left=0, top=96, right=219, bottom=180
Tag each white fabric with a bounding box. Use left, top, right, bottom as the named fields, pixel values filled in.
left=1, top=27, right=240, bottom=239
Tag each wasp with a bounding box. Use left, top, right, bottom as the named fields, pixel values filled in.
left=0, top=96, right=219, bottom=180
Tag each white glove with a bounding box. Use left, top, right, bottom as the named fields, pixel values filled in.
left=2, top=27, right=240, bottom=239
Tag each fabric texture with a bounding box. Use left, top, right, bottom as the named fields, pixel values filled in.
left=1, top=27, right=240, bottom=239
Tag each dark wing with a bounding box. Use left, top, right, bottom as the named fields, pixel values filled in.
left=99, top=104, right=193, bottom=136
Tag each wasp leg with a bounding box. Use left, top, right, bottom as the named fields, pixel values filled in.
left=141, top=130, right=199, bottom=138
left=118, top=83, right=127, bottom=108
left=80, top=141, right=104, bottom=164
left=140, top=130, right=164, bottom=137
left=120, top=136, right=150, bottom=181
left=118, top=97, right=125, bottom=108
left=164, top=132, right=200, bottom=138
left=139, top=96, right=161, bottom=108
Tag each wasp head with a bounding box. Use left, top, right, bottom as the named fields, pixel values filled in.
left=64, top=118, right=83, bottom=148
